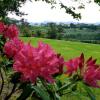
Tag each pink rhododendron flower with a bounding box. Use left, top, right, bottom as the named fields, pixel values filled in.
left=4, top=38, right=24, bottom=58
left=13, top=42, right=64, bottom=83
left=65, top=57, right=79, bottom=75
left=83, top=57, right=100, bottom=88
left=0, top=22, right=5, bottom=34
left=4, top=24, right=19, bottom=39
left=65, top=53, right=100, bottom=88
left=36, top=42, right=64, bottom=82
left=83, top=65, right=100, bottom=88
left=13, top=44, right=38, bottom=82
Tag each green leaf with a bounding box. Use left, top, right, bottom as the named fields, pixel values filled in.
left=71, top=84, right=77, bottom=91
left=57, top=81, right=76, bottom=92
left=32, top=86, right=51, bottom=100
left=56, top=80, right=62, bottom=89
left=0, top=41, right=4, bottom=45
left=83, top=84, right=96, bottom=100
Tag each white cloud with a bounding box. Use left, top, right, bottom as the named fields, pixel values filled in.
left=8, top=0, right=100, bottom=23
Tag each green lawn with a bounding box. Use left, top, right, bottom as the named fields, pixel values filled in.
left=21, top=37, right=100, bottom=63
left=21, top=37, right=100, bottom=100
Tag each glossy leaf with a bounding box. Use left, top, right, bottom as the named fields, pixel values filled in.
left=32, top=86, right=51, bottom=100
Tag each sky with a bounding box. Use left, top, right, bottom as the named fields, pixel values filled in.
left=8, top=0, right=100, bottom=23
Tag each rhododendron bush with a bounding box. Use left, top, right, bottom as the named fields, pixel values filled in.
left=0, top=22, right=100, bottom=100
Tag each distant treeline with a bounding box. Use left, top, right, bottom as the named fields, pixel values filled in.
left=4, top=17, right=100, bottom=44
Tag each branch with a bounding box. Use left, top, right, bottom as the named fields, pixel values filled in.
left=0, top=68, right=4, bottom=95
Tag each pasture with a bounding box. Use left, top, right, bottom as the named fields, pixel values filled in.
left=21, top=37, right=100, bottom=63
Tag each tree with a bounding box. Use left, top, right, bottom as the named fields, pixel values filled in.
left=46, top=22, right=57, bottom=39
left=70, top=23, right=76, bottom=28
left=0, top=0, right=100, bottom=20
left=0, top=0, right=30, bottom=18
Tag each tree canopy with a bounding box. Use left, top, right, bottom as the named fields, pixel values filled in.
left=0, top=0, right=100, bottom=20
left=0, top=0, right=29, bottom=18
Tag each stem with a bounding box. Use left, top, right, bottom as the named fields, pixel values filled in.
left=0, top=68, right=4, bottom=95
left=4, top=84, right=17, bottom=100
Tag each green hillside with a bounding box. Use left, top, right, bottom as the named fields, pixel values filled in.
left=21, top=37, right=100, bottom=63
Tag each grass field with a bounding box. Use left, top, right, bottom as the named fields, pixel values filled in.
left=20, top=37, right=100, bottom=100
left=21, top=37, right=100, bottom=63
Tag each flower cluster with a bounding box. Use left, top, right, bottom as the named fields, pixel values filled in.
left=0, top=22, right=19, bottom=39
left=65, top=53, right=100, bottom=88
left=4, top=38, right=24, bottom=58
left=13, top=42, right=64, bottom=83
left=4, top=24, right=19, bottom=39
